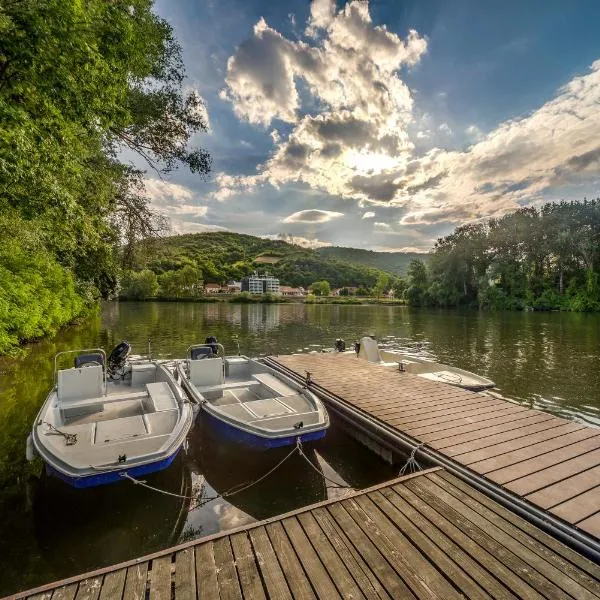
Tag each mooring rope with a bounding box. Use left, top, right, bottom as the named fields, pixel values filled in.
left=399, top=442, right=425, bottom=476
left=119, top=438, right=348, bottom=506
left=42, top=421, right=78, bottom=446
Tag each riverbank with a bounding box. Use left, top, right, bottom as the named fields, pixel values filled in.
left=118, top=293, right=407, bottom=306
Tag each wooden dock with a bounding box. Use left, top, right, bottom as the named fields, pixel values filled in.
left=269, top=352, right=600, bottom=542
left=8, top=468, right=600, bottom=600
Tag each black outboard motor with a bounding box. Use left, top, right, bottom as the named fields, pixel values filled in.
left=107, top=341, right=131, bottom=372
left=334, top=338, right=346, bottom=352
left=205, top=335, right=219, bottom=356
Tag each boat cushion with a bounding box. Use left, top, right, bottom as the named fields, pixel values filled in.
left=189, top=357, right=224, bottom=387
left=252, top=373, right=296, bottom=397
left=146, top=382, right=178, bottom=412
left=58, top=366, right=104, bottom=403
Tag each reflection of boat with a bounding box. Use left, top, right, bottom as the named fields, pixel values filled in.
left=355, top=337, right=495, bottom=391
left=177, top=340, right=328, bottom=449
left=191, top=416, right=327, bottom=520
left=33, top=451, right=191, bottom=577
left=28, top=342, right=194, bottom=488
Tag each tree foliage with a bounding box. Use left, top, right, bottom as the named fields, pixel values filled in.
left=310, top=280, right=331, bottom=296
left=0, top=0, right=210, bottom=352
left=406, top=200, right=600, bottom=311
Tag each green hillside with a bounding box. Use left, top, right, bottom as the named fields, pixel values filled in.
left=133, top=232, right=411, bottom=289
left=317, top=246, right=429, bottom=275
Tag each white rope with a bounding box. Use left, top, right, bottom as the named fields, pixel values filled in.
left=399, top=443, right=425, bottom=476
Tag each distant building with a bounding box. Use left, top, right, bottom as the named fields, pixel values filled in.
left=332, top=286, right=359, bottom=296
left=227, top=281, right=242, bottom=293
left=280, top=286, right=305, bottom=297
left=203, top=283, right=223, bottom=294
left=241, top=272, right=280, bottom=295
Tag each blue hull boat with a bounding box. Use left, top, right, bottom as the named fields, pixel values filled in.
left=177, top=344, right=329, bottom=450
left=27, top=345, right=194, bottom=488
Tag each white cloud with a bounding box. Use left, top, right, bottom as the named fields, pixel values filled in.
left=305, top=0, right=336, bottom=37
left=145, top=178, right=194, bottom=203
left=373, top=221, right=391, bottom=231
left=362, top=211, right=375, bottom=219
left=438, top=122, right=452, bottom=135
left=283, top=209, right=344, bottom=223
left=168, top=221, right=227, bottom=235
left=262, top=233, right=332, bottom=248
left=465, top=124, right=484, bottom=142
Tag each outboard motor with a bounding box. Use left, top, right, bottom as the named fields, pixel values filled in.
left=354, top=341, right=360, bottom=355
left=107, top=340, right=131, bottom=372
left=334, top=338, right=346, bottom=352
left=205, top=335, right=219, bottom=356
left=190, top=346, right=214, bottom=360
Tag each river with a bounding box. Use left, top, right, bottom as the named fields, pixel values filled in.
left=1, top=301, right=599, bottom=595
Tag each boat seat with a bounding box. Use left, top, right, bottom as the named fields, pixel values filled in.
left=252, top=373, right=296, bottom=397
left=58, top=366, right=104, bottom=403
left=56, top=390, right=147, bottom=412
left=196, top=380, right=260, bottom=394
left=145, top=382, right=178, bottom=412
left=189, top=357, right=224, bottom=387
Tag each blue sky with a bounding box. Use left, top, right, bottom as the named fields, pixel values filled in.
left=148, top=0, right=600, bottom=251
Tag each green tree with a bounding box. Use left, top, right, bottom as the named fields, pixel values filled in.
left=373, top=273, right=390, bottom=298
left=310, top=280, right=331, bottom=296
left=120, top=270, right=158, bottom=299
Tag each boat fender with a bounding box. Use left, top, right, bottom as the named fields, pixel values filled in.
left=26, top=434, right=37, bottom=461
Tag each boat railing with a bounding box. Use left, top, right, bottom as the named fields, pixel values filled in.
left=186, top=343, right=225, bottom=360
left=53, top=348, right=108, bottom=396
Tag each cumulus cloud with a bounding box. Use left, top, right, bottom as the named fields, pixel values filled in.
left=216, top=0, right=600, bottom=236
left=362, top=211, right=375, bottom=219
left=144, top=178, right=208, bottom=218
left=283, top=209, right=344, bottom=223
left=262, top=233, right=332, bottom=248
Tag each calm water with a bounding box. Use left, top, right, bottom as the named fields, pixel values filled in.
left=1, top=301, right=600, bottom=595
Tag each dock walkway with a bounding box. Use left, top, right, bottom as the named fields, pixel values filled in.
left=270, top=353, right=600, bottom=540
left=9, top=469, right=600, bottom=599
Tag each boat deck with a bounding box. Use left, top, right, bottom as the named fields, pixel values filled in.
left=270, top=352, right=600, bottom=540
left=8, top=468, right=600, bottom=599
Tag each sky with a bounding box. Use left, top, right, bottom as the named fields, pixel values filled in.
left=148, top=0, right=600, bottom=252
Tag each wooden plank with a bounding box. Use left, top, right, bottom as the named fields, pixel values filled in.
left=265, top=521, right=315, bottom=600
left=367, top=491, right=492, bottom=600
left=51, top=585, right=79, bottom=600
left=502, top=447, right=600, bottom=495
left=413, top=475, right=597, bottom=600
left=174, top=548, right=195, bottom=600
left=457, top=424, right=590, bottom=465
left=349, top=495, right=463, bottom=600
left=27, top=594, right=53, bottom=600
left=439, top=415, right=562, bottom=454
left=492, top=446, right=600, bottom=490
left=98, top=570, right=126, bottom=600
left=435, top=470, right=600, bottom=582
left=393, top=481, right=545, bottom=600
left=370, top=395, right=493, bottom=419
left=526, top=464, right=600, bottom=509
left=423, top=411, right=553, bottom=445
left=74, top=578, right=102, bottom=600
left=577, top=512, right=600, bottom=539
left=312, top=507, right=392, bottom=600
left=194, top=543, right=220, bottom=600
left=465, top=428, right=597, bottom=471
left=122, top=564, right=148, bottom=600
left=230, top=533, right=267, bottom=600
left=249, top=526, right=293, bottom=600
left=427, top=472, right=600, bottom=599
left=148, top=556, right=172, bottom=600
left=297, top=511, right=366, bottom=600
left=212, top=536, right=243, bottom=600
left=378, top=487, right=515, bottom=600
left=550, top=486, right=600, bottom=524
left=327, top=503, right=418, bottom=600
left=413, top=407, right=530, bottom=440
left=397, top=406, right=524, bottom=435
left=282, top=517, right=341, bottom=599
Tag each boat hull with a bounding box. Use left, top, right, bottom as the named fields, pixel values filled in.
left=200, top=406, right=326, bottom=449
left=44, top=447, right=182, bottom=489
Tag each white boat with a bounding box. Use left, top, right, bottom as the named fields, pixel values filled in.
left=27, top=342, right=194, bottom=488
left=354, top=337, right=495, bottom=391
left=177, top=341, right=329, bottom=448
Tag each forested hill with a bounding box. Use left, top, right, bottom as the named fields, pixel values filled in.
left=317, top=246, right=428, bottom=275
left=134, top=231, right=411, bottom=288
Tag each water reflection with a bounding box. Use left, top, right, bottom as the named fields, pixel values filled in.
left=2, top=301, right=600, bottom=595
